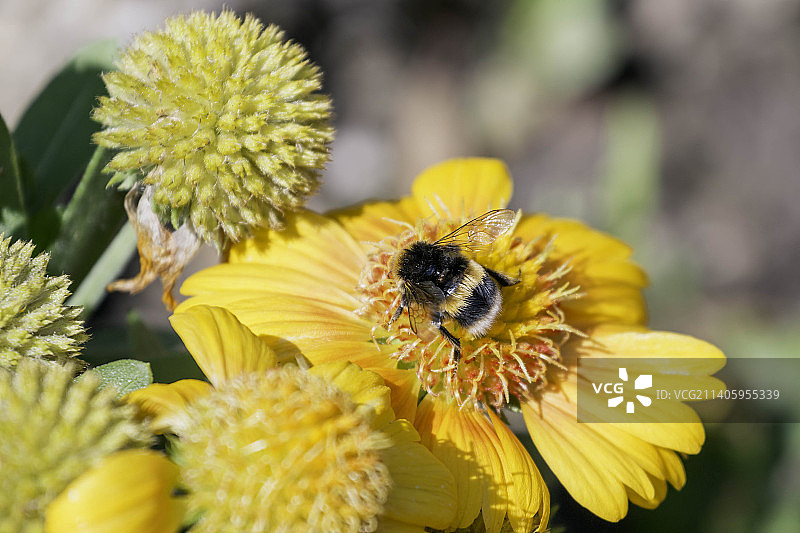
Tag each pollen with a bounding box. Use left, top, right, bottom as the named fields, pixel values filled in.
left=177, top=366, right=393, bottom=533
left=355, top=215, right=582, bottom=409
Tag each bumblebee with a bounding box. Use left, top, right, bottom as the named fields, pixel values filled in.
left=389, top=209, right=520, bottom=362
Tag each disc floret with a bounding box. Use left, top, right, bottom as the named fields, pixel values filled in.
left=356, top=215, right=582, bottom=408
left=176, top=367, right=392, bottom=533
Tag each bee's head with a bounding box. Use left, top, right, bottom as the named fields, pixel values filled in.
left=394, top=241, right=463, bottom=286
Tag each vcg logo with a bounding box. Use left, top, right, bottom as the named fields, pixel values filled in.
left=591, top=367, right=653, bottom=414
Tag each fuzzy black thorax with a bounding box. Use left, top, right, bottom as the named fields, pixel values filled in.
left=395, top=242, right=469, bottom=295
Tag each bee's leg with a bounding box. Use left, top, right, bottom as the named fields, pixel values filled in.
left=389, top=302, right=403, bottom=325
left=485, top=267, right=520, bottom=287
left=431, top=311, right=462, bottom=362
left=388, top=293, right=407, bottom=326
left=439, top=327, right=462, bottom=363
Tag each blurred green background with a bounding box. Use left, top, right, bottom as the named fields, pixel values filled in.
left=1, top=0, right=798, bottom=531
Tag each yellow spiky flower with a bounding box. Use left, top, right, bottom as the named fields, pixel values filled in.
left=93, top=10, right=333, bottom=248
left=0, top=359, right=181, bottom=533
left=0, top=235, right=86, bottom=369
left=128, top=305, right=457, bottom=532
left=93, top=10, right=333, bottom=308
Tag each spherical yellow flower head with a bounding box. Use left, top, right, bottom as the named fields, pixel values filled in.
left=92, top=10, right=334, bottom=249
left=358, top=214, right=579, bottom=408
left=0, top=235, right=87, bottom=369
left=0, top=359, right=153, bottom=530
left=176, top=366, right=392, bottom=533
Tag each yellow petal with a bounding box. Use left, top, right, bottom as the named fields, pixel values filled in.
left=380, top=419, right=458, bottom=529
left=626, top=474, right=668, bottom=510
left=416, top=396, right=537, bottom=533
left=613, top=421, right=705, bottom=456
left=169, top=305, right=278, bottom=387
left=517, top=215, right=638, bottom=263
left=416, top=396, right=482, bottom=529
left=411, top=158, right=513, bottom=218
left=575, top=367, right=707, bottom=450
left=515, top=215, right=649, bottom=327
left=225, top=210, right=366, bottom=287
left=576, top=325, right=726, bottom=362
left=125, top=379, right=212, bottom=434
left=301, top=339, right=399, bottom=370
left=656, top=447, right=687, bottom=490
left=299, top=340, right=422, bottom=423
left=561, top=288, right=648, bottom=329
left=487, top=410, right=550, bottom=533
left=580, top=364, right=725, bottom=393
left=180, top=211, right=365, bottom=327
left=174, top=307, right=414, bottom=422
left=564, top=391, right=670, bottom=480
left=176, top=294, right=375, bottom=356
left=460, top=409, right=508, bottom=533
left=374, top=518, right=427, bottom=533
left=369, top=367, right=421, bottom=424
left=521, top=396, right=630, bottom=522
left=524, top=371, right=688, bottom=521
left=566, top=326, right=724, bottom=453
left=45, top=450, right=182, bottom=533
left=181, top=262, right=362, bottom=309
left=522, top=336, right=711, bottom=524
left=308, top=361, right=395, bottom=430
left=328, top=197, right=422, bottom=243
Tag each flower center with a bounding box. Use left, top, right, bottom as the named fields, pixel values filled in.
left=178, top=367, right=392, bottom=533
left=355, top=215, right=581, bottom=409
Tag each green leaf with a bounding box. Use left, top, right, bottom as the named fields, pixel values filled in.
left=0, top=112, right=27, bottom=234
left=0, top=113, right=25, bottom=211
left=48, top=145, right=127, bottom=285
left=12, top=39, right=118, bottom=219
left=90, top=359, right=153, bottom=397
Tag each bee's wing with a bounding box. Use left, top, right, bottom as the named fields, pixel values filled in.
left=403, top=282, right=441, bottom=343
left=434, top=209, right=517, bottom=252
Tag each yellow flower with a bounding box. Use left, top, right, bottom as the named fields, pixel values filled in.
left=0, top=235, right=87, bottom=369
left=0, top=359, right=181, bottom=533
left=93, top=10, right=333, bottom=249
left=177, top=158, right=725, bottom=529
left=128, top=305, right=457, bottom=532
left=92, top=10, right=334, bottom=308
